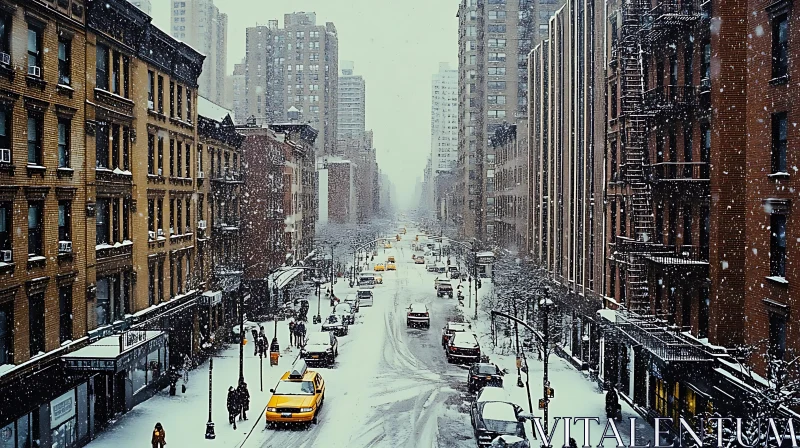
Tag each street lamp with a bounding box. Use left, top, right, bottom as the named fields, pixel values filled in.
left=538, top=289, right=554, bottom=435
left=203, top=306, right=215, bottom=439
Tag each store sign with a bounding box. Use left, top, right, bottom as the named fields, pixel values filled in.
left=200, top=291, right=222, bottom=306
left=50, top=390, right=75, bottom=429
left=120, top=330, right=147, bottom=351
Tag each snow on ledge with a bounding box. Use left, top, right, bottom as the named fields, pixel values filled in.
left=766, top=275, right=789, bottom=284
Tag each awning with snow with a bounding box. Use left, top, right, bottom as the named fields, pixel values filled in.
left=268, top=268, right=304, bottom=290
left=62, top=330, right=166, bottom=373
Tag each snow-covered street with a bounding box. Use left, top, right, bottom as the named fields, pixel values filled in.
left=84, top=230, right=654, bottom=448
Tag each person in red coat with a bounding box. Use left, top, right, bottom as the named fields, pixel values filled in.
left=151, top=422, right=166, bottom=448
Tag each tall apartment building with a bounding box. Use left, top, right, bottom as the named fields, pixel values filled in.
left=528, top=0, right=605, bottom=373
left=231, top=59, right=246, bottom=124
left=338, top=61, right=365, bottom=140
left=244, top=13, right=339, bottom=156
left=170, top=0, right=228, bottom=106
left=456, top=0, right=555, bottom=242
left=432, top=62, right=458, bottom=173
left=128, top=0, right=151, bottom=14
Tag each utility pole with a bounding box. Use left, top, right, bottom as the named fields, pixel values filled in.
left=473, top=250, right=479, bottom=320
left=539, top=288, right=553, bottom=436
left=204, top=306, right=215, bottom=439
left=238, top=289, right=244, bottom=385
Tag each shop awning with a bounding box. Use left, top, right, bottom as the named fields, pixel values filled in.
left=268, top=267, right=304, bottom=290
left=62, top=330, right=167, bottom=373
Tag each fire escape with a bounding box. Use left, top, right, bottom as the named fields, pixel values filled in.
left=617, top=0, right=703, bottom=316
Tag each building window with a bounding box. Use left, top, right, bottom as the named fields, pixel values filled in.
left=157, top=75, right=164, bottom=113
left=59, top=285, right=72, bottom=344
left=185, top=143, right=191, bottom=178
left=0, top=14, right=9, bottom=60
left=169, top=81, right=175, bottom=117
left=772, top=14, right=789, bottom=79
left=176, top=85, right=183, bottom=119
left=610, top=82, right=618, bottom=119
left=58, top=38, right=71, bottom=85
left=28, top=292, right=44, bottom=356
left=186, top=88, right=192, bottom=122
left=157, top=198, right=163, bottom=233
left=169, top=139, right=175, bottom=177
left=0, top=302, right=11, bottom=365
left=28, top=202, right=42, bottom=258
left=149, top=264, right=156, bottom=306
left=58, top=201, right=71, bottom=242
left=157, top=136, right=164, bottom=175
left=58, top=118, right=70, bottom=168
left=96, top=198, right=109, bottom=245
left=148, top=198, right=155, bottom=234
left=27, top=25, right=42, bottom=76
left=95, top=123, right=108, bottom=168
left=769, top=313, right=787, bottom=361
left=96, top=44, right=109, bottom=90
left=770, top=213, right=787, bottom=278
left=0, top=202, right=10, bottom=255
left=772, top=111, right=788, bottom=173
left=147, top=70, right=155, bottom=109
left=95, top=272, right=131, bottom=326
left=176, top=141, right=182, bottom=178
left=0, top=109, right=9, bottom=155
left=148, top=134, right=155, bottom=175
left=27, top=114, right=42, bottom=166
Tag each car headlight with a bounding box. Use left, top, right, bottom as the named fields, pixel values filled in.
left=267, top=407, right=277, bottom=412
left=300, top=407, right=313, bottom=413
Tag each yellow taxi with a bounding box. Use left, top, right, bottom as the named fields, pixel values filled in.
left=384, top=242, right=392, bottom=249
left=265, top=359, right=325, bottom=426
left=375, top=263, right=386, bottom=271
left=375, top=275, right=383, bottom=284
left=387, top=263, right=397, bottom=271
left=388, top=256, right=396, bottom=263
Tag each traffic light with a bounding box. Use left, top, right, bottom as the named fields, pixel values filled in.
left=547, top=387, right=555, bottom=398
left=477, top=279, right=482, bottom=289
left=538, top=399, right=547, bottom=410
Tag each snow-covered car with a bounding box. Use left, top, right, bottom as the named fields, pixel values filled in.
left=321, top=314, right=349, bottom=336
left=334, top=302, right=356, bottom=325
left=468, top=363, right=505, bottom=393
left=300, top=331, right=338, bottom=366
left=426, top=260, right=436, bottom=272
left=357, top=288, right=374, bottom=307
left=414, top=256, right=425, bottom=264
left=343, top=294, right=360, bottom=313
left=474, top=386, right=512, bottom=408
left=406, top=303, right=430, bottom=328
left=447, top=331, right=481, bottom=364
left=442, top=322, right=470, bottom=347
left=436, top=281, right=454, bottom=298
left=471, top=401, right=527, bottom=447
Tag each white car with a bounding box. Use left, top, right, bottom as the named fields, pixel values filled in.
left=406, top=303, right=430, bottom=328
left=357, top=288, right=374, bottom=307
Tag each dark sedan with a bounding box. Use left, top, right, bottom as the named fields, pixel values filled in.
left=321, top=314, right=349, bottom=336
left=446, top=331, right=481, bottom=364
left=468, top=363, right=505, bottom=393
left=471, top=401, right=527, bottom=447
left=300, top=331, right=339, bottom=366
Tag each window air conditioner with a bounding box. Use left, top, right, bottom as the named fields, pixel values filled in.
left=157, top=229, right=165, bottom=237
left=148, top=230, right=156, bottom=240
left=157, top=168, right=163, bottom=176
left=58, top=241, right=73, bottom=253
left=0, top=250, right=10, bottom=262
left=198, top=220, right=207, bottom=230
left=198, top=171, right=204, bottom=178
left=170, top=227, right=174, bottom=235
left=0, top=53, right=9, bottom=66
left=148, top=100, right=155, bottom=110
left=0, top=148, right=9, bottom=163
left=28, top=66, right=41, bottom=77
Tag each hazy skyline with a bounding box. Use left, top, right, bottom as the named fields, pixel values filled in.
left=151, top=0, right=459, bottom=210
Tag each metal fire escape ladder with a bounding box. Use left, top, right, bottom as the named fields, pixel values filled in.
left=619, top=0, right=655, bottom=313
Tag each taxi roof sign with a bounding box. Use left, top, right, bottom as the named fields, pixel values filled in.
left=289, top=358, right=308, bottom=379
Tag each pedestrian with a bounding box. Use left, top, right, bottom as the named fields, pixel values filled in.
left=238, top=381, right=250, bottom=421
left=226, top=386, right=238, bottom=429
left=181, top=355, right=191, bottom=393
left=259, top=326, right=267, bottom=357
left=296, top=321, right=306, bottom=347
left=605, top=385, right=620, bottom=420
left=251, top=327, right=259, bottom=356
left=288, top=319, right=296, bottom=347
left=151, top=422, right=166, bottom=448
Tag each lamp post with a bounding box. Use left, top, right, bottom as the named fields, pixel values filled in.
left=539, top=289, right=554, bottom=436
left=203, top=304, right=215, bottom=439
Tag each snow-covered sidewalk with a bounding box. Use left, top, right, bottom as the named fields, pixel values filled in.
left=466, top=281, right=656, bottom=447
left=85, top=282, right=347, bottom=448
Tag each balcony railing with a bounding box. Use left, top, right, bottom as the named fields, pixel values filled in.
left=644, top=85, right=696, bottom=112
left=615, top=311, right=709, bottom=362
left=641, top=1, right=701, bottom=35
left=650, top=162, right=709, bottom=181
left=645, top=244, right=709, bottom=265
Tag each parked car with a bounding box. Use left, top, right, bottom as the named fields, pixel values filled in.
left=357, top=288, right=374, bottom=307
left=388, top=255, right=396, bottom=263
left=414, top=256, right=425, bottom=264
left=300, top=331, right=339, bottom=367
left=343, top=294, right=361, bottom=313
left=426, top=260, right=436, bottom=272
left=334, top=302, right=356, bottom=325
left=374, top=274, right=383, bottom=284
left=406, top=303, right=430, bottom=328
left=437, top=281, right=454, bottom=298
left=358, top=271, right=376, bottom=287
left=447, top=331, right=481, bottom=364
left=468, top=363, right=505, bottom=393
left=442, top=322, right=470, bottom=347
left=321, top=314, right=349, bottom=336
left=387, top=263, right=397, bottom=271
left=450, top=270, right=462, bottom=279
left=471, top=401, right=527, bottom=447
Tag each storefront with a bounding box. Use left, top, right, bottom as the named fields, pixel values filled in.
left=62, top=331, right=169, bottom=431
left=475, top=251, right=495, bottom=278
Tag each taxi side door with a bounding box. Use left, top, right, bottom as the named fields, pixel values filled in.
left=314, top=373, right=325, bottom=407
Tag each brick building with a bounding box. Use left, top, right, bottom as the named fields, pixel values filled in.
left=324, top=158, right=357, bottom=224
left=491, top=123, right=528, bottom=252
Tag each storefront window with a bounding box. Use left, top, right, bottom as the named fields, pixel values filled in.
left=684, top=387, right=697, bottom=418
left=15, top=414, right=28, bottom=448
left=131, top=357, right=147, bottom=394
left=654, top=378, right=668, bottom=416
left=147, top=348, right=163, bottom=383
left=50, top=389, right=77, bottom=448
left=76, top=383, right=88, bottom=442
left=0, top=421, right=15, bottom=448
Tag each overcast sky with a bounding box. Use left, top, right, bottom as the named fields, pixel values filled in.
left=151, top=0, right=459, bottom=211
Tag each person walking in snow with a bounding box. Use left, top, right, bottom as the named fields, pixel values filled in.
left=252, top=327, right=259, bottom=356
left=226, top=386, right=239, bottom=429
left=295, top=321, right=306, bottom=346
left=238, top=381, right=250, bottom=421
left=605, top=385, right=621, bottom=420
left=288, top=319, right=296, bottom=347
left=181, top=355, right=191, bottom=393
left=151, top=422, right=166, bottom=448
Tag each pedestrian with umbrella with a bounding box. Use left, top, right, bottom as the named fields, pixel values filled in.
left=226, top=386, right=239, bottom=429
